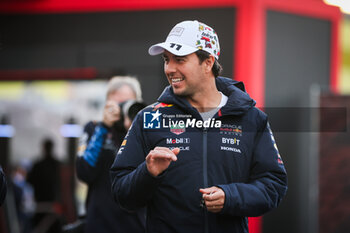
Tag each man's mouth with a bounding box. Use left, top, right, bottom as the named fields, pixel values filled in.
left=171, top=77, right=185, bottom=84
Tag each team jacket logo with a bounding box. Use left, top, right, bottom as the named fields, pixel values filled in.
left=170, top=124, right=186, bottom=135
left=220, top=137, right=241, bottom=154
left=166, top=138, right=190, bottom=144
left=267, top=123, right=283, bottom=165
left=222, top=137, right=240, bottom=145
left=220, top=124, right=243, bottom=136
left=220, top=146, right=241, bottom=153
left=152, top=102, right=174, bottom=111
left=166, top=138, right=191, bottom=150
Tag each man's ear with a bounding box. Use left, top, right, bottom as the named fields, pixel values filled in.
left=204, top=55, right=215, bottom=73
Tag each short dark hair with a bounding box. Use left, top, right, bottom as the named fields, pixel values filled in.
left=195, top=50, right=223, bottom=78
left=42, top=138, right=54, bottom=155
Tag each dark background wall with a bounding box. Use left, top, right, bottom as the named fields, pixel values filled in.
left=0, top=8, right=235, bottom=104
left=319, top=95, right=350, bottom=233
left=264, top=11, right=330, bottom=233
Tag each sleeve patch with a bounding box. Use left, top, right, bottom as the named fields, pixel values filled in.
left=267, top=122, right=284, bottom=165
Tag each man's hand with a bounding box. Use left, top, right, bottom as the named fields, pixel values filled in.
left=103, top=100, right=121, bottom=127
left=146, top=147, right=180, bottom=177
left=199, top=186, right=225, bottom=213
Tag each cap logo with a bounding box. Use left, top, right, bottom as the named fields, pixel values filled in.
left=170, top=43, right=182, bottom=51
left=168, top=27, right=184, bottom=37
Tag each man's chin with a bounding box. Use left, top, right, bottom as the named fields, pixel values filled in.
left=173, top=89, right=189, bottom=97
left=172, top=87, right=183, bottom=95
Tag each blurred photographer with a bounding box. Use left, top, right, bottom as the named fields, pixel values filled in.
left=75, top=76, right=145, bottom=233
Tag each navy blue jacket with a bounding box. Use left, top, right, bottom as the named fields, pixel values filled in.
left=110, top=77, right=287, bottom=233
left=76, top=122, right=145, bottom=233
left=0, top=166, right=6, bottom=206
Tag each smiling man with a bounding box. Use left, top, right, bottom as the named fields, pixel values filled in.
left=110, top=20, right=287, bottom=233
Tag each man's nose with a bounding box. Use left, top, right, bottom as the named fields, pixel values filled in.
left=165, top=60, right=176, bottom=74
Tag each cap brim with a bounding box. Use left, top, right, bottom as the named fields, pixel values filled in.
left=148, top=42, right=198, bottom=56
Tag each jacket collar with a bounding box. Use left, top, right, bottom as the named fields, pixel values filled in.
left=157, top=76, right=255, bottom=116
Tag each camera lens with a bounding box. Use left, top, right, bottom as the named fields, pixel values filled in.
left=120, top=100, right=146, bottom=121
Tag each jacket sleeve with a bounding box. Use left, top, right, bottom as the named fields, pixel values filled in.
left=110, top=113, right=164, bottom=211
left=76, top=122, right=109, bottom=184
left=218, top=117, right=288, bottom=217
left=0, top=166, right=7, bottom=206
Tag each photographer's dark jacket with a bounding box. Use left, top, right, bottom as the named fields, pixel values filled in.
left=0, top=166, right=6, bottom=206
left=76, top=122, right=145, bottom=233
left=110, top=77, right=287, bottom=233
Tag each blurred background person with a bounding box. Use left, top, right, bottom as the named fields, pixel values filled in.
left=12, top=161, right=35, bottom=233
left=75, top=76, right=146, bottom=233
left=0, top=165, right=6, bottom=206
left=27, top=137, right=63, bottom=233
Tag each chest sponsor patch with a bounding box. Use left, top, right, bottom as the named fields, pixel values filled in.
left=220, top=146, right=241, bottom=153
left=221, top=137, right=240, bottom=145
left=169, top=146, right=190, bottom=151
left=219, top=124, right=242, bottom=136
left=166, top=138, right=190, bottom=144
left=170, top=125, right=186, bottom=135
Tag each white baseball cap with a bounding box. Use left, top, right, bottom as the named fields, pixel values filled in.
left=148, top=20, right=220, bottom=60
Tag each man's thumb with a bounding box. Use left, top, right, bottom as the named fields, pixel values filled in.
left=172, top=147, right=180, bottom=155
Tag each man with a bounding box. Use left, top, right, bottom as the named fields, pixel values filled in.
left=28, top=138, right=61, bottom=203
left=110, top=20, right=287, bottom=233
left=76, top=76, right=145, bottom=233
left=0, top=165, right=6, bottom=206
left=27, top=138, right=62, bottom=232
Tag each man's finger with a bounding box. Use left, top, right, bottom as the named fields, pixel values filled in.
left=204, top=191, right=224, bottom=201
left=149, top=149, right=177, bottom=161
left=153, top=147, right=179, bottom=160
left=199, top=187, right=217, bottom=195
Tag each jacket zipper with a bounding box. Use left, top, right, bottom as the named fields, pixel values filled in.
left=203, top=127, right=209, bottom=233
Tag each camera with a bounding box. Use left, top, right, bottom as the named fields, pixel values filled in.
left=119, top=100, right=147, bottom=122
left=112, top=100, right=146, bottom=131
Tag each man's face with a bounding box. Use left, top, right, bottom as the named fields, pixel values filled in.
left=163, top=50, right=206, bottom=97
